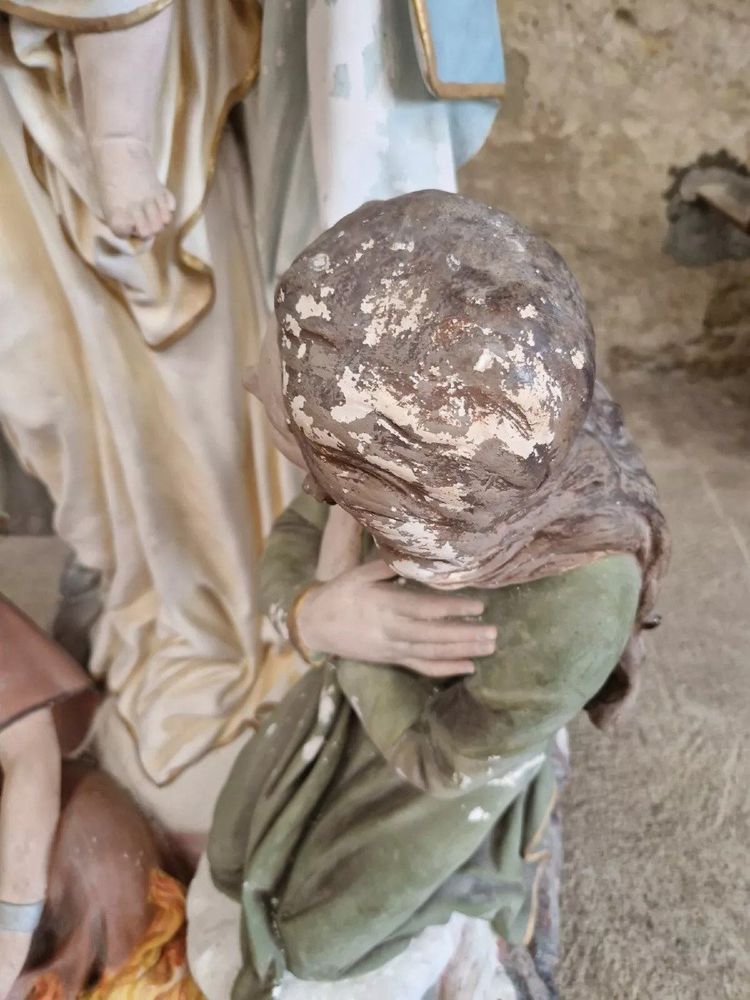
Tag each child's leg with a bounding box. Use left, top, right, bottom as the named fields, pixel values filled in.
left=73, top=6, right=176, bottom=240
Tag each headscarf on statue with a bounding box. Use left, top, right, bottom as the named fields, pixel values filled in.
left=275, top=190, right=669, bottom=728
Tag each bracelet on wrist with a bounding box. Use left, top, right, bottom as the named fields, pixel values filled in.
left=287, top=583, right=328, bottom=668
left=0, top=899, right=44, bottom=934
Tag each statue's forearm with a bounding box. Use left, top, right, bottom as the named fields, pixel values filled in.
left=0, top=709, right=61, bottom=904
left=0, top=709, right=60, bottom=999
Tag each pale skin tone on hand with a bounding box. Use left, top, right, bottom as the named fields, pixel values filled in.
left=74, top=6, right=176, bottom=240
left=298, top=498, right=496, bottom=679
left=0, top=710, right=61, bottom=1000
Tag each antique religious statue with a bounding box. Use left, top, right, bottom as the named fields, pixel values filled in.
left=187, top=191, right=668, bottom=999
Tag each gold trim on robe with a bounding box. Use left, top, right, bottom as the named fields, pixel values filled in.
left=410, top=0, right=506, bottom=101
left=0, top=0, right=172, bottom=33
left=0, top=0, right=262, bottom=350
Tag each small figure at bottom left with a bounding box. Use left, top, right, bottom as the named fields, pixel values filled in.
left=0, top=596, right=199, bottom=1000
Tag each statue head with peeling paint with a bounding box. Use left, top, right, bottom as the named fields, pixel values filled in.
left=275, top=190, right=595, bottom=587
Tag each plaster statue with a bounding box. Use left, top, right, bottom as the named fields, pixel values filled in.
left=0, top=0, right=504, bottom=856
left=74, top=7, right=176, bottom=239
left=0, top=596, right=208, bottom=998
left=188, top=192, right=668, bottom=999
left=0, top=598, right=88, bottom=998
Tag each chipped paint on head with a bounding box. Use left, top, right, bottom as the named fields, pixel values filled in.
left=310, top=252, right=331, bottom=272
left=291, top=395, right=342, bottom=450
left=359, top=279, right=429, bottom=347
left=297, top=342, right=307, bottom=359
left=474, top=348, right=497, bottom=373
left=330, top=361, right=559, bottom=461
left=283, top=314, right=301, bottom=338
left=392, top=519, right=460, bottom=561
left=432, top=482, right=467, bottom=511
left=368, top=453, right=417, bottom=483
left=518, top=303, right=539, bottom=319
left=275, top=191, right=596, bottom=589
left=296, top=294, right=331, bottom=321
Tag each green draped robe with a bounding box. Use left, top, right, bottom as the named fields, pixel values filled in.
left=209, top=494, right=641, bottom=998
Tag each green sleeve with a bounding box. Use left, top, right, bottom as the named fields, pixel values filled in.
left=338, top=554, right=641, bottom=795
left=259, top=492, right=330, bottom=641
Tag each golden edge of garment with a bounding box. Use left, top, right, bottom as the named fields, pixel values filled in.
left=29, top=870, right=204, bottom=1000
left=410, top=0, right=506, bottom=101
left=19, top=0, right=262, bottom=352
left=0, top=0, right=172, bottom=32
left=106, top=641, right=300, bottom=787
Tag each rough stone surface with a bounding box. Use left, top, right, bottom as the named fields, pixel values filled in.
left=461, top=0, right=750, bottom=378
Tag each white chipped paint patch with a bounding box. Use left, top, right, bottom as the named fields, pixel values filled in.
left=389, top=557, right=464, bottom=582
left=359, top=279, right=428, bottom=347
left=518, top=303, right=539, bottom=319
left=446, top=253, right=460, bottom=271
left=291, top=395, right=342, bottom=450
left=291, top=395, right=313, bottom=433
left=391, top=240, right=415, bottom=252
left=368, top=452, right=417, bottom=482
left=394, top=519, right=460, bottom=561
left=431, top=482, right=467, bottom=511
left=318, top=690, right=336, bottom=726
left=283, top=314, right=301, bottom=337
left=331, top=363, right=558, bottom=461
left=488, top=753, right=546, bottom=788
left=468, top=806, right=491, bottom=823
left=297, top=343, right=307, bottom=358
left=571, top=349, right=586, bottom=369
left=301, top=735, right=324, bottom=762
left=474, top=348, right=500, bottom=373
left=296, top=295, right=331, bottom=321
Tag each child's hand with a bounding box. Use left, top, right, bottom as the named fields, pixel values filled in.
left=295, top=560, right=496, bottom=678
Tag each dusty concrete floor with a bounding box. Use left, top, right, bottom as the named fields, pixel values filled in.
left=458, top=1, right=750, bottom=997
left=2, top=2, right=749, bottom=998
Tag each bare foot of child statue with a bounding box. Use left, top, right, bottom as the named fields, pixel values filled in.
left=73, top=6, right=175, bottom=240
left=90, top=135, right=176, bottom=239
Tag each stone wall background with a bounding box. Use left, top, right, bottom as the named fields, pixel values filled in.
left=462, top=0, right=750, bottom=376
